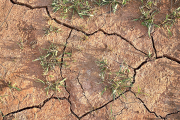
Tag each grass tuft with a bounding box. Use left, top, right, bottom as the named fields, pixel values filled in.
left=96, top=59, right=132, bottom=100
left=0, top=95, right=8, bottom=103
left=35, top=77, right=66, bottom=95
left=52, top=0, right=94, bottom=18
left=162, top=7, right=180, bottom=36
left=8, top=81, right=21, bottom=91
left=44, top=25, right=60, bottom=36
left=33, top=43, right=72, bottom=75
left=52, top=0, right=130, bottom=18
left=33, top=43, right=62, bottom=75
left=134, top=0, right=159, bottom=37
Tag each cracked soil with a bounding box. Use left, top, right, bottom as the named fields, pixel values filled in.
left=0, top=0, right=180, bottom=120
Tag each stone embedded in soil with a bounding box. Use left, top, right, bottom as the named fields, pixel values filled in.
left=132, top=58, right=180, bottom=117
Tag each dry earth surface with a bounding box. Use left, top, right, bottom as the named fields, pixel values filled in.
left=0, top=0, right=180, bottom=120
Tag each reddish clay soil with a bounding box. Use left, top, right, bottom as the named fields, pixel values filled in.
left=0, top=0, right=180, bottom=120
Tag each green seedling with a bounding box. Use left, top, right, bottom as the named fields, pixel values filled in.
left=44, top=25, right=60, bottom=36
left=0, top=95, right=8, bottom=103
left=52, top=0, right=94, bottom=18
left=97, top=60, right=132, bottom=100
left=101, top=86, right=107, bottom=96
left=33, top=43, right=63, bottom=75
left=109, top=65, right=131, bottom=99
left=134, top=0, right=159, bottom=37
left=146, top=51, right=152, bottom=58
left=110, top=104, right=115, bottom=120
left=64, top=52, right=72, bottom=57
left=0, top=110, right=5, bottom=118
left=52, top=0, right=129, bottom=19
left=122, top=0, right=129, bottom=5
left=80, top=35, right=89, bottom=41
left=96, top=0, right=129, bottom=13
left=162, top=7, right=180, bottom=36
left=49, top=75, right=54, bottom=78
left=94, top=0, right=102, bottom=6
left=35, top=78, right=66, bottom=95
left=136, top=85, right=150, bottom=96
left=17, top=39, right=24, bottom=50
left=97, top=0, right=119, bottom=13
left=8, top=81, right=21, bottom=91
left=96, top=59, right=109, bottom=80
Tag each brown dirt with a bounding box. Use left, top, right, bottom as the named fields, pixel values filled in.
left=0, top=0, right=180, bottom=120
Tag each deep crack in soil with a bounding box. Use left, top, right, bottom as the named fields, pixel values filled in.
left=151, top=36, right=157, bottom=58
left=1, top=0, right=180, bottom=119
left=3, top=95, right=68, bottom=119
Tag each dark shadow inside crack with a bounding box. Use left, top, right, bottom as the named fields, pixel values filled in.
left=2, top=0, right=180, bottom=120
left=165, top=111, right=180, bottom=120
left=0, top=79, right=9, bottom=91
left=10, top=0, right=47, bottom=9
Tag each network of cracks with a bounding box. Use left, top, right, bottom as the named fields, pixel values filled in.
left=0, top=0, right=180, bottom=120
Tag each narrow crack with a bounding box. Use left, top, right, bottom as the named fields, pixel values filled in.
left=0, top=4, right=14, bottom=28
left=131, top=58, right=152, bottom=87
left=67, top=99, right=80, bottom=119
left=163, top=110, right=180, bottom=120
left=60, top=29, right=73, bottom=77
left=53, top=96, right=80, bottom=119
left=76, top=72, right=93, bottom=109
left=17, top=94, right=29, bottom=110
left=58, top=29, right=80, bottom=119
left=9, top=0, right=147, bottom=57
left=8, top=1, right=180, bottom=120
left=130, top=91, right=160, bottom=118
left=59, top=77, right=80, bottom=119
left=151, top=36, right=157, bottom=58
left=53, top=17, right=148, bottom=56
left=62, top=79, right=80, bottom=120
left=57, top=30, right=131, bottom=119
left=53, top=18, right=85, bottom=33
left=130, top=69, right=136, bottom=87
left=133, top=91, right=180, bottom=120
left=130, top=55, right=180, bottom=120
left=131, top=89, right=180, bottom=120
left=113, top=107, right=128, bottom=118
left=134, top=55, right=166, bottom=71
left=163, top=54, right=180, bottom=64
left=135, top=60, right=148, bottom=70
left=10, top=0, right=47, bottom=9
left=46, top=10, right=147, bottom=56
left=98, top=29, right=147, bottom=55
left=79, top=90, right=130, bottom=119
left=131, top=54, right=165, bottom=86
left=3, top=95, right=67, bottom=119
